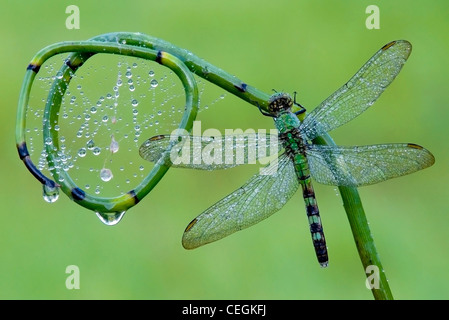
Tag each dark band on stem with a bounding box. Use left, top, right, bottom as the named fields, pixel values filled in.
left=127, top=189, right=140, bottom=204
left=156, top=50, right=163, bottom=64
left=71, top=187, right=86, bottom=201
left=234, top=82, right=247, bottom=93
left=17, top=141, right=29, bottom=160
left=27, top=63, right=41, bottom=73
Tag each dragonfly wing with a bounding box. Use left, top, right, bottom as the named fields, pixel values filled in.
left=307, top=143, right=434, bottom=187
left=301, top=40, right=412, bottom=141
left=139, top=133, right=280, bottom=170
left=182, top=154, right=299, bottom=249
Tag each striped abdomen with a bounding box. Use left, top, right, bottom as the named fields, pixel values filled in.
left=280, top=129, right=328, bottom=267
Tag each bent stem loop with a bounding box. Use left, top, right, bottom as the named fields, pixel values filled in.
left=16, top=32, right=391, bottom=299
left=16, top=35, right=199, bottom=213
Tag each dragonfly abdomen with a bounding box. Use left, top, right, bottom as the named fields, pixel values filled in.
left=302, top=179, right=328, bottom=267
left=280, top=127, right=329, bottom=267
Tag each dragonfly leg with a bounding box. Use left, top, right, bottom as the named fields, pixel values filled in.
left=256, top=101, right=274, bottom=117
left=293, top=91, right=306, bottom=115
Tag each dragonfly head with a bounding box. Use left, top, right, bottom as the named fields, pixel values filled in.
left=268, top=92, right=293, bottom=117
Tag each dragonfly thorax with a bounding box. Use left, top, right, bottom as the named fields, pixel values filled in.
left=268, top=92, right=293, bottom=116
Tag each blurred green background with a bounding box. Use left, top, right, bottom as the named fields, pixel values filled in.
left=1, top=0, right=448, bottom=299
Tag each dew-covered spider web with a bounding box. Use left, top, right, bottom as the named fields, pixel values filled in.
left=25, top=53, right=226, bottom=202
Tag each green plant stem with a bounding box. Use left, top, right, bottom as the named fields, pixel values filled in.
left=314, top=134, right=393, bottom=300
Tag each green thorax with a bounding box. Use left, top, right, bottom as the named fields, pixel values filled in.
left=274, top=111, right=309, bottom=175
left=273, top=110, right=302, bottom=134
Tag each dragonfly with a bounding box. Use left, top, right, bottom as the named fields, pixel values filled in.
left=139, top=40, right=435, bottom=267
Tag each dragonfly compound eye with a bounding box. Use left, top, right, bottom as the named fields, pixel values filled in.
left=268, top=92, right=293, bottom=116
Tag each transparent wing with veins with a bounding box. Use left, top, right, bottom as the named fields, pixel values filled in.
left=181, top=154, right=299, bottom=249
left=139, top=133, right=280, bottom=170
left=301, top=40, right=412, bottom=141
left=306, top=143, right=435, bottom=187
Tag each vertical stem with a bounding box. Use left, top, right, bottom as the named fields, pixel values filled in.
left=314, top=134, right=393, bottom=300
left=339, top=186, right=393, bottom=300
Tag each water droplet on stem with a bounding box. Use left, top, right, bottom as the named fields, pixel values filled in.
left=95, top=211, right=126, bottom=226
left=43, top=184, right=59, bottom=203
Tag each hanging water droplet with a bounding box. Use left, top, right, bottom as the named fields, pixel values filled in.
left=150, top=79, right=158, bottom=88
left=86, top=139, right=95, bottom=150
left=110, top=135, right=119, bottom=153
left=43, top=184, right=59, bottom=203
left=95, top=211, right=126, bottom=226
left=78, top=148, right=87, bottom=157
left=92, top=147, right=101, bottom=156
left=100, top=168, right=113, bottom=181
